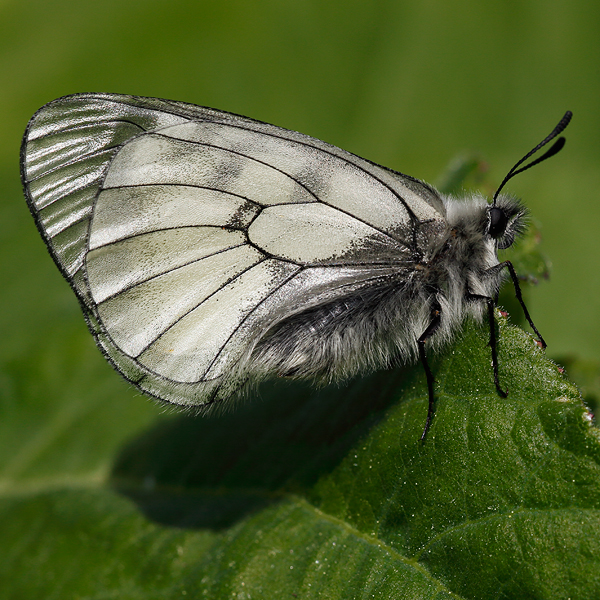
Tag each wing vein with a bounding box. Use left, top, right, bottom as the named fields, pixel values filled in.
left=130, top=257, right=269, bottom=358
left=92, top=224, right=246, bottom=249
left=152, top=133, right=410, bottom=248
left=94, top=241, right=248, bottom=303
left=179, top=121, right=424, bottom=222
left=99, top=182, right=264, bottom=211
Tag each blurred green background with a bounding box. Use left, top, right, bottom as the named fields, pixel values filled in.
left=1, top=0, right=599, bottom=481
left=1, top=1, right=600, bottom=595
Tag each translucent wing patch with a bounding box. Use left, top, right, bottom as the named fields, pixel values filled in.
left=21, top=93, right=448, bottom=407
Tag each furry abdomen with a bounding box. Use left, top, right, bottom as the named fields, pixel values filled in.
left=249, top=269, right=453, bottom=383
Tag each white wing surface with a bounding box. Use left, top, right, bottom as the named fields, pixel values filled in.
left=21, top=93, right=447, bottom=406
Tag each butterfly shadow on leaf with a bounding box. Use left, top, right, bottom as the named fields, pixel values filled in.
left=108, top=365, right=422, bottom=531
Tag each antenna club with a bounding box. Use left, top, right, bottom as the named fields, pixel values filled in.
left=492, top=111, right=572, bottom=204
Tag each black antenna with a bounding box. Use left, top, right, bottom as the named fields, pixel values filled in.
left=493, top=111, right=572, bottom=204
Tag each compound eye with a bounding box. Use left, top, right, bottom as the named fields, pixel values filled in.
left=488, top=206, right=508, bottom=238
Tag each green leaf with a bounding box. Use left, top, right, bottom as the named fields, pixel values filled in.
left=2, top=314, right=600, bottom=599
left=552, top=354, right=600, bottom=417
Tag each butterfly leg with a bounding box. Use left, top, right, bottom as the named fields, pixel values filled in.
left=467, top=292, right=508, bottom=398
left=418, top=299, right=442, bottom=442
left=491, top=260, right=546, bottom=348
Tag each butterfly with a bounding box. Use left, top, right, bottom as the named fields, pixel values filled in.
left=20, top=94, right=571, bottom=439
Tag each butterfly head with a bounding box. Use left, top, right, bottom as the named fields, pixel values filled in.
left=486, top=194, right=527, bottom=250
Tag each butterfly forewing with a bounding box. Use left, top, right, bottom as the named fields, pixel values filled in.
left=21, top=93, right=447, bottom=407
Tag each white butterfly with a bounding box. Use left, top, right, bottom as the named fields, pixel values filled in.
left=21, top=94, right=571, bottom=438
